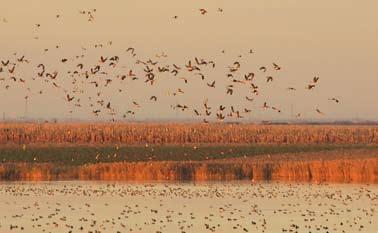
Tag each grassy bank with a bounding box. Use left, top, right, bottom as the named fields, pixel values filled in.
left=0, top=144, right=377, bottom=166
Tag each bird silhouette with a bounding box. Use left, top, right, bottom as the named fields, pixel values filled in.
left=207, top=81, right=215, bottom=88
left=266, top=76, right=273, bottom=83
left=66, top=94, right=74, bottom=102
left=245, top=96, right=254, bottom=102
left=273, top=63, right=281, bottom=70
left=329, top=98, right=340, bottom=103
left=199, top=9, right=208, bottom=15
left=1, top=60, right=9, bottom=66
left=316, top=109, right=324, bottom=115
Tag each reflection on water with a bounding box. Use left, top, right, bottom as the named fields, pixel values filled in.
left=0, top=181, right=376, bottom=233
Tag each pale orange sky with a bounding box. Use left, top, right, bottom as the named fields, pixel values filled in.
left=0, top=0, right=377, bottom=121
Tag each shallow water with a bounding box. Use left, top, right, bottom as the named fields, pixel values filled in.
left=0, top=182, right=376, bottom=233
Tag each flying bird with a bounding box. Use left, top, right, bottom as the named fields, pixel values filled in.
left=199, top=9, right=208, bottom=15
left=100, top=56, right=108, bottom=63
left=273, top=63, right=281, bottom=71
left=245, top=96, right=254, bottom=102
left=1, top=60, right=9, bottom=66
left=8, top=65, right=15, bottom=74
left=207, top=81, right=215, bottom=88
left=329, top=98, right=340, bottom=103
left=132, top=101, right=140, bottom=108
left=266, top=76, right=273, bottom=83
left=66, top=94, right=74, bottom=102
left=316, top=109, right=324, bottom=115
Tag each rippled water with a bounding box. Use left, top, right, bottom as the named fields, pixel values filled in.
left=0, top=182, right=376, bottom=233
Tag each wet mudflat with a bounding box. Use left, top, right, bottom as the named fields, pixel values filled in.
left=0, top=182, right=376, bottom=233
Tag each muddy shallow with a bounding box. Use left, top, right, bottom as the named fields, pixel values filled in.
left=0, top=181, right=376, bottom=233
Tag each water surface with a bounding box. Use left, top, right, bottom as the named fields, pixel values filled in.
left=0, top=182, right=376, bottom=232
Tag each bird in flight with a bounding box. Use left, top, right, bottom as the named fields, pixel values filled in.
left=179, top=77, right=188, bottom=84
left=8, top=65, right=15, bottom=74
left=199, top=9, right=208, bottom=15
left=100, top=56, right=107, bottom=63
left=226, top=87, right=233, bottom=95
left=316, top=109, right=324, bottom=115
left=329, top=98, right=340, bottom=103
left=266, top=76, right=273, bottom=83
left=1, top=60, right=9, bottom=66
left=0, top=14, right=339, bottom=123
left=194, top=109, right=201, bottom=116
left=126, top=47, right=135, bottom=55
left=207, top=81, right=215, bottom=88
left=132, top=101, right=140, bottom=108
left=245, top=96, right=254, bottom=102
left=66, top=94, right=74, bottom=102
left=273, top=63, right=281, bottom=71
left=259, top=66, right=267, bottom=72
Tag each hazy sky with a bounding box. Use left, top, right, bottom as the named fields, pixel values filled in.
left=0, top=0, right=377, bottom=121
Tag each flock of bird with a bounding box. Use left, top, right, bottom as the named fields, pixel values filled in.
left=0, top=182, right=375, bottom=233
left=0, top=7, right=340, bottom=122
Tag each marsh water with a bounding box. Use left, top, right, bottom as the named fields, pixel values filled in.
left=0, top=182, right=376, bottom=233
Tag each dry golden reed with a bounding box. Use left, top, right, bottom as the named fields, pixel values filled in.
left=1, top=150, right=376, bottom=183
left=0, top=123, right=377, bottom=145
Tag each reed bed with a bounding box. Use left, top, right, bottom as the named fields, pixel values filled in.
left=0, top=123, right=377, bottom=145
left=0, top=150, right=376, bottom=183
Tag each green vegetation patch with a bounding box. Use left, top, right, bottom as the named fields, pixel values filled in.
left=0, top=144, right=376, bottom=166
